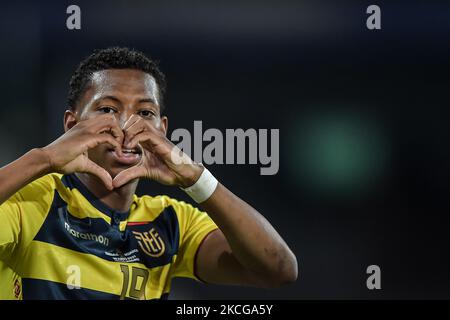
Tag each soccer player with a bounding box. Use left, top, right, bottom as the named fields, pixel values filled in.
left=0, top=47, right=297, bottom=299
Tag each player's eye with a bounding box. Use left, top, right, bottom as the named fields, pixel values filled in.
left=98, top=106, right=117, bottom=114
left=138, top=110, right=156, bottom=118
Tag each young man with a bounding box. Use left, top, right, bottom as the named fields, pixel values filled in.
left=0, top=47, right=297, bottom=299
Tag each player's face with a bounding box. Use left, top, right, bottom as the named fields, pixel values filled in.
left=65, top=69, right=168, bottom=179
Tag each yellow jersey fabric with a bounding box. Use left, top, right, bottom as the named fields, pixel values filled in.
left=0, top=173, right=218, bottom=300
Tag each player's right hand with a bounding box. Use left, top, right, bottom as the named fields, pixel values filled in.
left=41, top=114, right=124, bottom=190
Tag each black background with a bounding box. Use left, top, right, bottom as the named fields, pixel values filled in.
left=1, top=0, right=450, bottom=299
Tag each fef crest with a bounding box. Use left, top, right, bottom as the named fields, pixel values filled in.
left=132, top=228, right=165, bottom=257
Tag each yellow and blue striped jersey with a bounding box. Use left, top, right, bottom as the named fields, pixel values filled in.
left=0, top=173, right=218, bottom=300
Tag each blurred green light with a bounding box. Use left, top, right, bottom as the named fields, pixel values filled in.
left=288, top=111, right=387, bottom=195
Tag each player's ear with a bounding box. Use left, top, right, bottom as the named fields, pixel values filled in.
left=64, top=109, right=78, bottom=132
left=160, top=115, right=168, bottom=136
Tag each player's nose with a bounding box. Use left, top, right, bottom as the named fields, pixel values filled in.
left=118, top=112, right=133, bottom=129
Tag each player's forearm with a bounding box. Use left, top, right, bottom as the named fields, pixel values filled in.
left=0, top=148, right=50, bottom=204
left=200, top=183, right=298, bottom=287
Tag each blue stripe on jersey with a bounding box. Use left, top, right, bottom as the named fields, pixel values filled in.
left=33, top=190, right=180, bottom=269
left=22, top=278, right=121, bottom=300
left=22, top=278, right=169, bottom=300
left=61, top=173, right=130, bottom=219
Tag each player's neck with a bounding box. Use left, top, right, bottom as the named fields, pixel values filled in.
left=75, top=172, right=138, bottom=213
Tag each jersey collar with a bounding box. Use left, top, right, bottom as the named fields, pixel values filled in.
left=62, top=173, right=132, bottom=221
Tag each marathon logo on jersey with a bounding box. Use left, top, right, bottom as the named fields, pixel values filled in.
left=132, top=228, right=165, bottom=257
left=64, top=222, right=110, bottom=247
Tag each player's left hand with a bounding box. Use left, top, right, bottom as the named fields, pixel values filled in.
left=112, top=115, right=203, bottom=189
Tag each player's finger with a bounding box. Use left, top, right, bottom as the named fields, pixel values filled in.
left=83, top=114, right=121, bottom=138
left=82, top=113, right=116, bottom=129
left=103, top=123, right=124, bottom=143
left=87, top=134, right=123, bottom=156
left=95, top=116, right=124, bottom=142
left=126, top=132, right=159, bottom=151
left=83, top=159, right=113, bottom=190
left=95, top=133, right=123, bottom=151
left=122, top=114, right=141, bottom=131
left=112, top=165, right=146, bottom=188
left=123, top=120, right=147, bottom=146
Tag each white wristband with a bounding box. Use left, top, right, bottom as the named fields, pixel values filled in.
left=182, top=166, right=218, bottom=203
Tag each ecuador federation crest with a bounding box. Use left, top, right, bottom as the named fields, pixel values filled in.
left=132, top=228, right=166, bottom=258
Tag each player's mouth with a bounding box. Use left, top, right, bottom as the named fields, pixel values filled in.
left=108, top=147, right=142, bottom=165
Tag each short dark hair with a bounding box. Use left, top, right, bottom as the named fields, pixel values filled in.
left=67, top=47, right=167, bottom=112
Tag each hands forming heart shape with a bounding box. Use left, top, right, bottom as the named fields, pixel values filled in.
left=42, top=114, right=203, bottom=191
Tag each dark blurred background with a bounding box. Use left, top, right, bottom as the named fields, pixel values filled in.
left=1, top=0, right=450, bottom=299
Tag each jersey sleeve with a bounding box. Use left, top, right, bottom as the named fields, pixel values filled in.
left=0, top=260, right=21, bottom=300
left=0, top=196, right=22, bottom=263
left=169, top=199, right=219, bottom=281
left=0, top=175, right=56, bottom=265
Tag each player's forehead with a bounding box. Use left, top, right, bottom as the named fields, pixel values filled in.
left=89, top=69, right=160, bottom=105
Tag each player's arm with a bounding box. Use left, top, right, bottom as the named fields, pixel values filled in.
left=113, top=116, right=298, bottom=288
left=195, top=184, right=298, bottom=288
left=0, top=114, right=123, bottom=205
